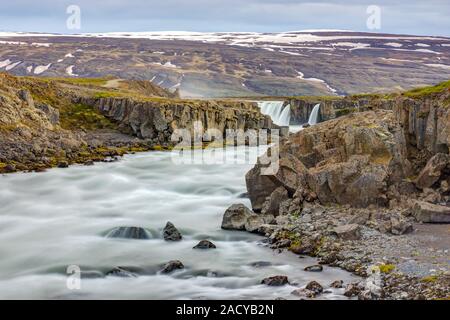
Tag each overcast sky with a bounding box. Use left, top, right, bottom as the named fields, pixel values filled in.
left=1, top=0, right=449, bottom=36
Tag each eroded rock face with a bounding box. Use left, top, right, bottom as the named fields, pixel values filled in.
left=415, top=153, right=450, bottom=189
left=247, top=110, right=411, bottom=210
left=76, top=97, right=276, bottom=144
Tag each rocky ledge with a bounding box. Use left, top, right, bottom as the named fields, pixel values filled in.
left=0, top=73, right=276, bottom=173
left=223, top=83, right=450, bottom=299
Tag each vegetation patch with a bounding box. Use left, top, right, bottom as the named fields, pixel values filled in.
left=379, top=264, right=396, bottom=274
left=403, top=80, right=450, bottom=99
left=60, top=103, right=116, bottom=130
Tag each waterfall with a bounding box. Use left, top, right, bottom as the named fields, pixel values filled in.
left=257, top=101, right=291, bottom=126
left=308, top=103, right=320, bottom=126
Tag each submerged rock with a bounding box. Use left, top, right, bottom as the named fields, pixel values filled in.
left=304, top=265, right=323, bottom=272
left=261, top=275, right=289, bottom=286
left=193, top=240, right=216, bottom=249
left=105, top=226, right=151, bottom=239
left=106, top=267, right=138, bottom=278
left=57, top=161, right=69, bottom=168
left=163, top=221, right=182, bottom=241
left=161, top=260, right=184, bottom=274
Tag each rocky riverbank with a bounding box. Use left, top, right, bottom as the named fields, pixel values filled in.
left=0, top=73, right=276, bottom=173
left=222, top=81, right=450, bottom=299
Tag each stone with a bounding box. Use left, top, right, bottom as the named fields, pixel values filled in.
left=161, top=260, right=184, bottom=274
left=106, top=226, right=151, bottom=239
left=390, top=215, right=413, bottom=235
left=415, top=153, right=449, bottom=189
left=291, top=288, right=315, bottom=298
left=261, top=186, right=289, bottom=216
left=304, top=265, right=323, bottom=272
left=244, top=214, right=274, bottom=233
left=333, top=224, right=361, bottom=240
left=193, top=240, right=216, bottom=249
left=344, top=283, right=363, bottom=297
left=106, top=267, right=138, bottom=278
left=305, top=281, right=323, bottom=295
left=3, top=164, right=16, bottom=173
left=221, top=203, right=254, bottom=230
left=413, top=201, right=450, bottom=223
left=57, top=161, right=69, bottom=168
left=261, top=275, right=289, bottom=286
left=330, top=280, right=344, bottom=288
left=163, top=221, right=182, bottom=241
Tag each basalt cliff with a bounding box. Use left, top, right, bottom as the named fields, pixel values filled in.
left=0, top=73, right=275, bottom=173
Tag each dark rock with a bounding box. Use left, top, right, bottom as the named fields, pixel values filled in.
left=305, top=281, right=323, bottom=295
left=84, top=160, right=94, bottom=166
left=344, top=283, right=363, bottom=297
left=57, top=161, right=69, bottom=168
left=161, top=260, right=184, bottom=274
left=193, top=240, right=216, bottom=249
left=291, top=288, right=315, bottom=298
left=3, top=164, right=16, bottom=173
left=304, top=265, right=323, bottom=272
left=330, top=280, right=344, bottom=288
left=249, top=261, right=273, bottom=268
left=106, top=226, right=151, bottom=239
left=163, top=221, right=182, bottom=241
left=106, top=267, right=138, bottom=278
left=261, top=275, right=289, bottom=286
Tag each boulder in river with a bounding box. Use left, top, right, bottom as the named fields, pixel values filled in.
left=106, top=267, right=138, bottom=278
left=304, top=265, right=323, bottom=272
left=330, top=280, right=344, bottom=288
left=305, top=280, right=324, bottom=295
left=261, top=275, right=289, bottom=286
left=161, top=260, right=184, bottom=274
left=163, top=221, right=182, bottom=241
left=105, top=226, right=152, bottom=239
left=221, top=203, right=254, bottom=231
left=193, top=240, right=216, bottom=249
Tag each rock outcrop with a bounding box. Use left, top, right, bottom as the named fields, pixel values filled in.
left=75, top=96, right=276, bottom=145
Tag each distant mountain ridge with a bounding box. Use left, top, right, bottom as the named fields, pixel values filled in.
left=0, top=30, right=449, bottom=97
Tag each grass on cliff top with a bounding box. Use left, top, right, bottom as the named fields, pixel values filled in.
left=59, top=103, right=117, bottom=130
left=403, top=80, right=450, bottom=99
left=26, top=76, right=110, bottom=87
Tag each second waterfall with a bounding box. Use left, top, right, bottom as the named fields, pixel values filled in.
left=257, top=101, right=291, bottom=126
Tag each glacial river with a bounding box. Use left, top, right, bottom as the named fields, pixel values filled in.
left=0, top=145, right=357, bottom=299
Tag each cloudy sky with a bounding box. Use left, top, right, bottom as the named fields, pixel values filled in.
left=1, top=0, right=449, bottom=36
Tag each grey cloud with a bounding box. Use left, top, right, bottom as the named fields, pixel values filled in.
left=0, top=0, right=448, bottom=36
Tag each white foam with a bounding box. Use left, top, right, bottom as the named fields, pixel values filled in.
left=65, top=65, right=78, bottom=76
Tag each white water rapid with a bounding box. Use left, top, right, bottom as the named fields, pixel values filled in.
left=0, top=147, right=357, bottom=299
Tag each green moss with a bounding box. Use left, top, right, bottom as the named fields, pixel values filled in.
left=60, top=103, right=116, bottom=130
left=421, top=275, right=438, bottom=283
left=93, top=91, right=123, bottom=99
left=335, top=107, right=358, bottom=117
left=403, top=80, right=450, bottom=99
left=379, top=264, right=396, bottom=274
